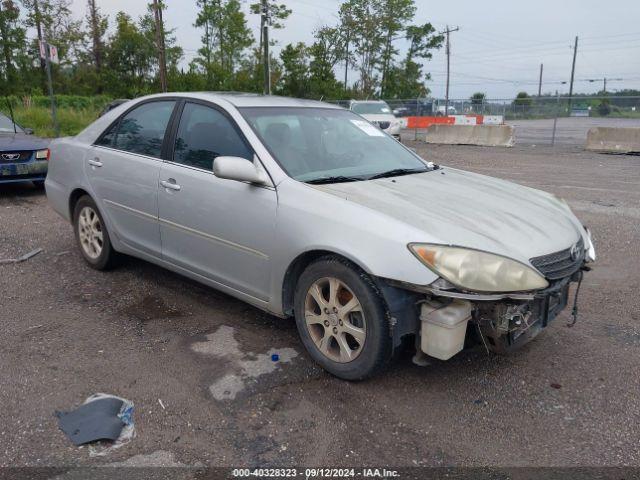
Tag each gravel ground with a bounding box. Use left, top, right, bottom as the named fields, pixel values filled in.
left=1, top=143, right=639, bottom=471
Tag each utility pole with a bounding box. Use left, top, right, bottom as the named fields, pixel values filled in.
left=343, top=11, right=350, bottom=93
left=603, top=77, right=607, bottom=93
left=41, top=31, right=59, bottom=138
left=32, top=0, right=47, bottom=94
left=567, top=36, right=578, bottom=112
left=442, top=25, right=459, bottom=115
left=152, top=0, right=168, bottom=92
left=538, top=63, right=543, bottom=96
left=261, top=0, right=271, bottom=95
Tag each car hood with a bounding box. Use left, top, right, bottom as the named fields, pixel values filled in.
left=0, top=133, right=49, bottom=151
left=310, top=168, right=584, bottom=264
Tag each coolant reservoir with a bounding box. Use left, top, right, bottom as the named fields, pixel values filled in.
left=420, top=300, right=472, bottom=360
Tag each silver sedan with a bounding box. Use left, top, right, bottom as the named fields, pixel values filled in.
left=46, top=93, right=595, bottom=380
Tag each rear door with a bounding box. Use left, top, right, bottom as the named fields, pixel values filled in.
left=87, top=100, right=177, bottom=257
left=158, top=101, right=277, bottom=301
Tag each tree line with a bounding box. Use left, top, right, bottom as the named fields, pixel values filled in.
left=0, top=0, right=444, bottom=101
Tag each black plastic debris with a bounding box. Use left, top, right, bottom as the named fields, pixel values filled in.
left=55, top=397, right=125, bottom=446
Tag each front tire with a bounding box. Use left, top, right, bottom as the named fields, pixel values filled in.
left=293, top=256, right=392, bottom=380
left=73, top=195, right=118, bottom=270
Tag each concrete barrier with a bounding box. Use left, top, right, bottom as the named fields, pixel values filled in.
left=585, top=127, right=640, bottom=154
left=423, top=124, right=515, bottom=147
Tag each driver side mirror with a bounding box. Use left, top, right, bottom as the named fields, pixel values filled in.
left=24, top=128, right=34, bottom=135
left=213, top=156, right=270, bottom=186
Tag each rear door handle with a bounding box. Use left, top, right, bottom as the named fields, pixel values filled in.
left=160, top=179, right=181, bottom=191
left=88, top=158, right=103, bottom=167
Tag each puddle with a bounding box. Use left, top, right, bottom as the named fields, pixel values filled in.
left=191, top=325, right=298, bottom=401
left=121, top=295, right=184, bottom=322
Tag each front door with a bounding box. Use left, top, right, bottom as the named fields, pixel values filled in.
left=87, top=100, right=176, bottom=256
left=158, top=101, right=277, bottom=301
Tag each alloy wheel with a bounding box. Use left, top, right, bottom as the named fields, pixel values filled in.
left=304, top=277, right=366, bottom=363
left=78, top=206, right=104, bottom=259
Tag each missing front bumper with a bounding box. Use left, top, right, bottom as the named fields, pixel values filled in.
left=416, top=275, right=576, bottom=359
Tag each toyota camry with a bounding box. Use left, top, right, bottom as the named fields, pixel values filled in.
left=45, top=93, right=595, bottom=380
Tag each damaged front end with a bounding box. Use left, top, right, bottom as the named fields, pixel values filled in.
left=381, top=233, right=594, bottom=361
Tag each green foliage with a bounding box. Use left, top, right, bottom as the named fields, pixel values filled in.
left=597, top=100, right=611, bottom=116
left=9, top=104, right=103, bottom=137
left=4, top=94, right=112, bottom=109
left=193, top=0, right=253, bottom=88
left=471, top=92, right=486, bottom=105
left=513, top=91, right=533, bottom=107
left=249, top=1, right=291, bottom=30
left=1, top=0, right=444, bottom=107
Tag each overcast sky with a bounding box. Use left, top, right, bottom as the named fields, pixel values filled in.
left=69, top=0, right=640, bottom=99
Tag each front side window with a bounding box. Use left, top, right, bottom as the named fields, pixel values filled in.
left=173, top=103, right=253, bottom=171
left=240, top=107, right=428, bottom=182
left=112, top=101, right=175, bottom=158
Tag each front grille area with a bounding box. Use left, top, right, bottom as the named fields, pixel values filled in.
left=0, top=151, right=32, bottom=163
left=530, top=238, right=585, bottom=280
left=374, top=121, right=391, bottom=130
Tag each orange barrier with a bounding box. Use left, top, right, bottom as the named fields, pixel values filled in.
left=406, top=116, right=455, bottom=129
left=406, top=115, right=504, bottom=129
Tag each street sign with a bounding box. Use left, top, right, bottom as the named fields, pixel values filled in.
left=49, top=44, right=59, bottom=64
left=38, top=41, right=59, bottom=64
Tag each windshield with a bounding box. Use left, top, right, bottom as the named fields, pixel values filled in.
left=351, top=102, right=392, bottom=115
left=0, top=113, right=22, bottom=133
left=240, top=107, right=430, bottom=182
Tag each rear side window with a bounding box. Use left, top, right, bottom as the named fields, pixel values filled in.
left=112, top=101, right=175, bottom=158
left=96, top=122, right=117, bottom=147
left=173, top=103, right=252, bottom=171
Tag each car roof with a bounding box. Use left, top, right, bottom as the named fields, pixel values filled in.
left=350, top=100, right=387, bottom=104
left=130, top=92, right=343, bottom=109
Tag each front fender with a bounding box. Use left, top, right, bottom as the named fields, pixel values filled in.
left=268, top=179, right=438, bottom=314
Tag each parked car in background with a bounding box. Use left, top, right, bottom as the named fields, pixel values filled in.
left=46, top=93, right=595, bottom=380
left=0, top=112, right=50, bottom=187
left=349, top=100, right=402, bottom=140
left=437, top=105, right=457, bottom=116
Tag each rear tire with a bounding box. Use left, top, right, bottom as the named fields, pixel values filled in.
left=293, top=255, right=392, bottom=380
left=72, top=195, right=118, bottom=270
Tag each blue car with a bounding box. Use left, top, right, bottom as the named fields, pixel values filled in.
left=0, top=112, right=50, bottom=187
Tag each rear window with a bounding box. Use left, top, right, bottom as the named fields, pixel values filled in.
left=351, top=103, right=392, bottom=115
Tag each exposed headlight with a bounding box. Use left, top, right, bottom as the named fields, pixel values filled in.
left=35, top=148, right=50, bottom=160
left=409, top=243, right=549, bottom=292
left=584, top=227, right=596, bottom=262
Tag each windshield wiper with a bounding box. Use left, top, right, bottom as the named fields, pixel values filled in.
left=367, top=167, right=431, bottom=180
left=305, top=175, right=364, bottom=185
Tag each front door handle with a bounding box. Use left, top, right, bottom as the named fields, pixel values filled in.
left=160, top=179, right=181, bottom=191
left=88, top=158, right=103, bottom=167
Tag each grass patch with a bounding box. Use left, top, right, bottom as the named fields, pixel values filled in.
left=10, top=105, right=101, bottom=138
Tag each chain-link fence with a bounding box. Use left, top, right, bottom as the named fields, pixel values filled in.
left=330, top=96, right=640, bottom=146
